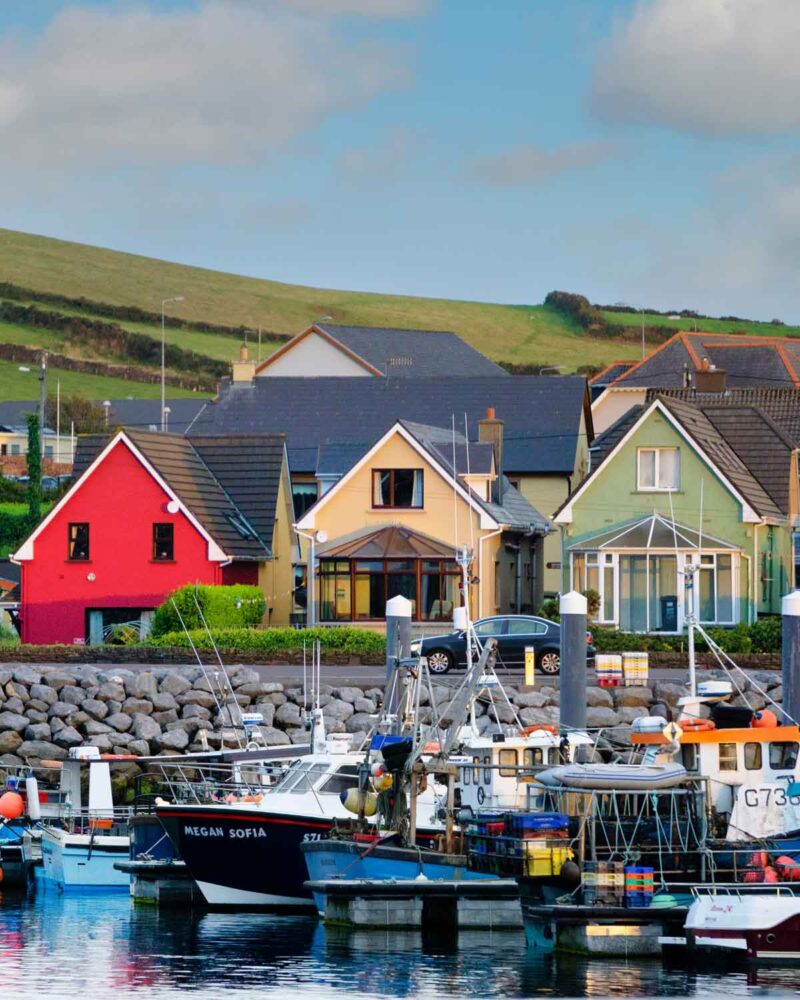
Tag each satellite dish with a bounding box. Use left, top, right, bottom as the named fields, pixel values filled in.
left=315, top=530, right=328, bottom=543
left=166, top=500, right=180, bottom=515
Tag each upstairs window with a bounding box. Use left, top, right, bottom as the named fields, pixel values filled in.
left=638, top=447, right=680, bottom=491
left=68, top=523, right=90, bottom=561
left=152, top=523, right=174, bottom=561
left=372, top=469, right=423, bottom=508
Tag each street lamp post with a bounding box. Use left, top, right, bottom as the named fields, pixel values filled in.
left=161, top=296, right=185, bottom=432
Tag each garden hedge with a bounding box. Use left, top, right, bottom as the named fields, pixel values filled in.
left=150, top=584, right=266, bottom=638
left=150, top=625, right=386, bottom=657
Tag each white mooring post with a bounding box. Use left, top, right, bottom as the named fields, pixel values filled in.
left=559, top=590, right=588, bottom=733
left=385, top=595, right=413, bottom=734
left=782, top=591, right=800, bottom=724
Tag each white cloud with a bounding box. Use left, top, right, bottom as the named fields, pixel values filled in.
left=591, top=0, right=800, bottom=136
left=472, top=140, right=618, bottom=186
left=0, top=1, right=413, bottom=167
left=276, top=0, right=430, bottom=14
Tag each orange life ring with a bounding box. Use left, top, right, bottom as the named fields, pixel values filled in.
left=521, top=724, right=558, bottom=736
left=680, top=718, right=716, bottom=732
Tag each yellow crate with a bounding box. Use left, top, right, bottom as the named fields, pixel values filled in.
left=525, top=846, right=573, bottom=877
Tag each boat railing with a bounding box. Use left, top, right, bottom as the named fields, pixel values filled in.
left=131, top=761, right=290, bottom=812
left=691, top=883, right=800, bottom=899
left=56, top=806, right=133, bottom=834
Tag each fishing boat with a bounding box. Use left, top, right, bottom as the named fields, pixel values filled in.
left=37, top=747, right=131, bottom=891
left=676, top=884, right=800, bottom=963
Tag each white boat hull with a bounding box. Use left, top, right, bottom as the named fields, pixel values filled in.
left=40, top=829, right=129, bottom=891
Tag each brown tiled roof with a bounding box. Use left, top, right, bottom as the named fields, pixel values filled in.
left=657, top=398, right=785, bottom=519
left=646, top=387, right=800, bottom=444
left=73, top=430, right=285, bottom=560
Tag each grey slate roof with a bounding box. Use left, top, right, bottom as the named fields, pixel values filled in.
left=399, top=420, right=548, bottom=532
left=190, top=375, right=591, bottom=475
left=313, top=323, right=508, bottom=377
left=73, top=430, right=285, bottom=559
left=613, top=332, right=800, bottom=389
left=0, top=398, right=207, bottom=435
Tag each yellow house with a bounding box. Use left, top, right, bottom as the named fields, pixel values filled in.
left=296, top=418, right=549, bottom=627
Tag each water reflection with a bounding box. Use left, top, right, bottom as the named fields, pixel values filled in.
left=0, top=886, right=798, bottom=998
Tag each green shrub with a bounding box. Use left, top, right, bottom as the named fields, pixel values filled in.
left=590, top=617, right=781, bottom=655
left=748, top=615, right=782, bottom=653
left=150, top=625, right=385, bottom=658
left=150, top=584, right=266, bottom=638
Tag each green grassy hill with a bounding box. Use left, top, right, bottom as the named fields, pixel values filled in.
left=0, top=227, right=798, bottom=400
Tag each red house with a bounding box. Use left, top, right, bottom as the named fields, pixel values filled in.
left=14, top=429, right=294, bottom=645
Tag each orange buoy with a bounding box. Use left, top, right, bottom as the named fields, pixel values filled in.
left=680, top=718, right=716, bottom=732
left=752, top=710, right=778, bottom=729
left=764, top=866, right=779, bottom=883
left=0, top=792, right=23, bottom=820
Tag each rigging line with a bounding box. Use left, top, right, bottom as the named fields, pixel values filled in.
left=170, top=599, right=226, bottom=720
left=696, top=620, right=794, bottom=723
left=191, top=592, right=245, bottom=744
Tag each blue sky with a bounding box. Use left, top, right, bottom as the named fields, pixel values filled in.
left=1, top=0, right=800, bottom=321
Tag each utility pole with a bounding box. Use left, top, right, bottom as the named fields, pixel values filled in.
left=38, top=352, right=47, bottom=455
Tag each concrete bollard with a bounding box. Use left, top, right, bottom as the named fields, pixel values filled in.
left=385, top=595, right=413, bottom=734
left=559, top=590, right=588, bottom=732
left=782, top=591, right=800, bottom=724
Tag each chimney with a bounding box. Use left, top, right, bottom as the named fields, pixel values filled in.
left=694, top=357, right=726, bottom=394
left=478, top=406, right=504, bottom=504
left=232, top=342, right=256, bottom=384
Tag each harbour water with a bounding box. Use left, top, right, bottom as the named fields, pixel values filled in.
left=0, top=887, right=797, bottom=999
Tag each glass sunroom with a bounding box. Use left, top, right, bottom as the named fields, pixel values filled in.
left=569, top=514, right=740, bottom=632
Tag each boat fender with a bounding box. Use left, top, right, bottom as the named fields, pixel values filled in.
left=776, top=856, right=800, bottom=880
left=764, top=866, right=779, bottom=883
left=340, top=788, right=378, bottom=817
left=25, top=776, right=41, bottom=822
left=0, top=867, right=3, bottom=884
left=752, top=709, right=778, bottom=729
left=0, top=792, right=23, bottom=820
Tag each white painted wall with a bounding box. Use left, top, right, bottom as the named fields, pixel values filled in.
left=259, top=332, right=373, bottom=377
left=591, top=387, right=647, bottom=435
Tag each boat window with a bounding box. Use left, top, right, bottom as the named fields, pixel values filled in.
left=462, top=764, right=470, bottom=786
left=319, top=765, right=360, bottom=796
left=769, top=742, right=799, bottom=771
left=472, top=756, right=480, bottom=784
left=744, top=742, right=762, bottom=771
left=524, top=748, right=543, bottom=767
left=681, top=745, right=698, bottom=771
left=289, top=763, right=329, bottom=793
left=484, top=755, right=492, bottom=784
left=498, top=749, right=518, bottom=777
left=718, top=743, right=738, bottom=772
left=272, top=760, right=312, bottom=791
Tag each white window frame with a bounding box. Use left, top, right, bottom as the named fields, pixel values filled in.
left=637, top=447, right=680, bottom=492
left=571, top=549, right=739, bottom=632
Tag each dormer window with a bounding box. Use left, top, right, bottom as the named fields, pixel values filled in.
left=637, top=447, right=680, bottom=491
left=372, top=469, right=423, bottom=508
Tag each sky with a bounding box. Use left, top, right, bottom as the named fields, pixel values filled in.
left=1, top=0, right=800, bottom=321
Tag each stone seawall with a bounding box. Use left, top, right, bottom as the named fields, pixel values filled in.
left=0, top=665, right=785, bottom=780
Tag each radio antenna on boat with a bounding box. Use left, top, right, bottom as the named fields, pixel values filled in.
left=170, top=598, right=226, bottom=719
left=451, top=414, right=459, bottom=550
left=669, top=486, right=697, bottom=697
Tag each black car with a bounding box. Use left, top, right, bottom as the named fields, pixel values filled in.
left=411, top=614, right=595, bottom=675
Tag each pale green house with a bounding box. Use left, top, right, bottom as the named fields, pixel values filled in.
left=555, top=397, right=799, bottom=632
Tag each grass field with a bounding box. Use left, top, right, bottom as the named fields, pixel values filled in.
left=600, top=310, right=800, bottom=338
left=0, top=358, right=202, bottom=399
left=0, top=227, right=796, bottom=395
left=0, top=228, right=642, bottom=372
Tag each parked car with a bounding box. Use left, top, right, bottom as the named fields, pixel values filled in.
left=410, top=614, right=595, bottom=675
left=40, top=476, right=58, bottom=492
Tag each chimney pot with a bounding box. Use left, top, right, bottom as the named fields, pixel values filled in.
left=486, top=406, right=496, bottom=419
left=239, top=343, right=249, bottom=362
left=478, top=405, right=504, bottom=504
